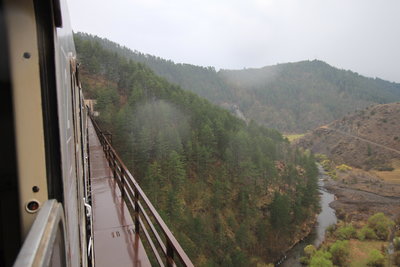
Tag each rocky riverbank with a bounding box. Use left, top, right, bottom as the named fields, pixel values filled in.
left=274, top=215, right=318, bottom=265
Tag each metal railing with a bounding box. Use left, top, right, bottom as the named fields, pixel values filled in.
left=90, top=115, right=194, bottom=267
left=14, top=200, right=67, bottom=267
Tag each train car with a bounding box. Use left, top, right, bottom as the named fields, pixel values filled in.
left=0, top=0, right=92, bottom=266
left=1, top=0, right=195, bottom=266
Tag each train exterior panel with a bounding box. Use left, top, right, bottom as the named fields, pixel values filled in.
left=53, top=0, right=88, bottom=265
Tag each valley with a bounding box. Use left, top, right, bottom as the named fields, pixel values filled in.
left=74, top=34, right=321, bottom=266
left=74, top=32, right=400, bottom=266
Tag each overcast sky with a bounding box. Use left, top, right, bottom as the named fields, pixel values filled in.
left=67, top=0, right=400, bottom=83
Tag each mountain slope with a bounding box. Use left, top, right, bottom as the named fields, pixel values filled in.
left=296, top=102, right=400, bottom=170
left=74, top=33, right=319, bottom=265
left=74, top=32, right=233, bottom=103
left=74, top=32, right=400, bottom=133
left=219, top=61, right=400, bottom=133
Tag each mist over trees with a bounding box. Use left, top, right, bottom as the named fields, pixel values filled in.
left=75, top=32, right=400, bottom=133
left=75, top=33, right=320, bottom=265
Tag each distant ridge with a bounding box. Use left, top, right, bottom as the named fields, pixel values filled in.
left=74, top=32, right=400, bottom=133
left=218, top=60, right=400, bottom=132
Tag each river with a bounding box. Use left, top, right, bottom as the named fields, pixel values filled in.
left=280, top=165, right=337, bottom=267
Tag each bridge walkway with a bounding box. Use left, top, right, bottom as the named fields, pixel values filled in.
left=88, top=119, right=151, bottom=267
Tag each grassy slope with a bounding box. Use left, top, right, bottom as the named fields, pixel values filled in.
left=348, top=240, right=388, bottom=267
left=372, top=159, right=400, bottom=184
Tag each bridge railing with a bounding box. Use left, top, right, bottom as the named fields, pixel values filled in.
left=90, top=115, right=194, bottom=267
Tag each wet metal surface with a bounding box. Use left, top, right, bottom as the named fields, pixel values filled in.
left=88, top=121, right=151, bottom=267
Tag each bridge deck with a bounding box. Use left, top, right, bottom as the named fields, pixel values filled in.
left=88, top=120, right=151, bottom=267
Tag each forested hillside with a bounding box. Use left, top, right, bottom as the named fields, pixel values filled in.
left=75, top=34, right=319, bottom=265
left=74, top=32, right=233, bottom=103
left=219, top=62, right=400, bottom=133
left=74, top=32, right=400, bottom=133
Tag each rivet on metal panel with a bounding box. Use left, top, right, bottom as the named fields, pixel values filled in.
left=23, top=52, right=31, bottom=59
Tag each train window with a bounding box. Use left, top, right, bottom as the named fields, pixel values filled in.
left=34, top=0, right=63, bottom=203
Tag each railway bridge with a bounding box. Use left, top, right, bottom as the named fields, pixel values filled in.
left=86, top=116, right=193, bottom=267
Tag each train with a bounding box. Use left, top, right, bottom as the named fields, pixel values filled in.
left=1, top=1, right=194, bottom=266
left=1, top=0, right=93, bottom=265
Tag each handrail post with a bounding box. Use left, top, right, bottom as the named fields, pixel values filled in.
left=120, top=168, right=125, bottom=197
left=166, top=239, right=174, bottom=267
left=134, top=187, right=140, bottom=234
left=112, top=154, right=117, bottom=180
left=105, top=140, right=110, bottom=161
left=105, top=140, right=110, bottom=160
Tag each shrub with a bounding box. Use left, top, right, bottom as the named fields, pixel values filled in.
left=336, top=164, right=352, bottom=172
left=394, top=237, right=400, bottom=251
left=309, top=251, right=333, bottom=267
left=299, top=256, right=309, bottom=265
left=327, top=171, right=337, bottom=180
left=321, top=159, right=332, bottom=171
left=367, top=249, right=384, bottom=267
left=377, top=166, right=394, bottom=171
left=304, top=244, right=317, bottom=258
left=330, top=240, right=350, bottom=266
left=358, top=226, right=378, bottom=241
left=336, top=225, right=357, bottom=240
left=368, top=212, right=395, bottom=240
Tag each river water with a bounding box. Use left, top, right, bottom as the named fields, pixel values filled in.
left=280, top=166, right=337, bottom=267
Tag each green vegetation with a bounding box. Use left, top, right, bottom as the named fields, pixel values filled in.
left=367, top=212, right=395, bottom=240
left=330, top=213, right=394, bottom=243
left=336, top=225, right=356, bottom=240
left=336, top=164, right=352, bottom=172
left=309, top=251, right=333, bottom=267
left=393, top=237, right=400, bottom=250
left=75, top=34, right=320, bottom=265
left=304, top=244, right=317, bottom=257
left=358, top=226, right=378, bottom=241
left=75, top=32, right=400, bottom=133
left=347, top=240, right=388, bottom=267
left=329, top=240, right=350, bottom=266
left=300, top=245, right=317, bottom=265
left=307, top=212, right=396, bottom=267
left=284, top=133, right=305, bottom=142
left=366, top=249, right=385, bottom=267
left=315, top=154, right=338, bottom=180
